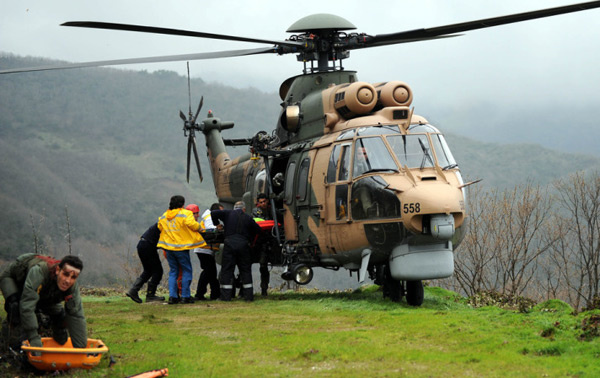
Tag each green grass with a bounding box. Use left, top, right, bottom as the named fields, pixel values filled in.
left=5, top=286, right=600, bottom=377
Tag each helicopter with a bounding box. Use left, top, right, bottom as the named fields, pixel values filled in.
left=2, top=1, right=600, bottom=306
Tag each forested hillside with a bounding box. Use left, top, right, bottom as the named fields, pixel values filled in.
left=1, top=53, right=598, bottom=286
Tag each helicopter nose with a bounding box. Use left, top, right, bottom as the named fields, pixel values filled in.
left=400, top=182, right=465, bottom=236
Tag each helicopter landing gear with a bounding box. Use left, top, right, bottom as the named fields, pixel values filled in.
left=281, top=264, right=314, bottom=285
left=405, top=280, right=424, bottom=306
left=382, top=265, right=403, bottom=303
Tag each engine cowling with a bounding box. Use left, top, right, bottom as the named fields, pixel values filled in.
left=374, top=81, right=413, bottom=108
left=332, top=82, right=377, bottom=118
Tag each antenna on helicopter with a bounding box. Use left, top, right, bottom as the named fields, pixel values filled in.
left=179, top=62, right=204, bottom=183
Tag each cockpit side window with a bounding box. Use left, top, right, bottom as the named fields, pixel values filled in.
left=326, top=145, right=341, bottom=184
left=338, top=145, right=350, bottom=181
left=430, top=134, right=457, bottom=169
left=327, top=143, right=351, bottom=183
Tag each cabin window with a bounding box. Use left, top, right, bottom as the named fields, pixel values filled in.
left=352, top=137, right=398, bottom=178
left=387, top=134, right=435, bottom=169
left=284, top=161, right=296, bottom=205
left=335, top=185, right=348, bottom=220
left=297, top=158, right=310, bottom=202
left=351, top=176, right=401, bottom=220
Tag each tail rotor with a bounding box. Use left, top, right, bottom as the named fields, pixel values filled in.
left=179, top=62, right=204, bottom=183
left=181, top=96, right=204, bottom=183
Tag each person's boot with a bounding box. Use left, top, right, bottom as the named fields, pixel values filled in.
left=126, top=277, right=144, bottom=303
left=220, top=288, right=233, bottom=302
left=146, top=284, right=165, bottom=302
left=242, top=286, right=254, bottom=302
left=209, top=284, right=220, bottom=300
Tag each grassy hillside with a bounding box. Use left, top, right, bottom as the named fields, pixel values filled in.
left=1, top=53, right=599, bottom=286
left=3, top=287, right=599, bottom=377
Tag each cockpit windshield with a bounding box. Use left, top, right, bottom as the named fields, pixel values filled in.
left=386, top=129, right=457, bottom=170
left=387, top=134, right=435, bottom=169
left=353, top=137, right=398, bottom=178
left=342, top=125, right=458, bottom=177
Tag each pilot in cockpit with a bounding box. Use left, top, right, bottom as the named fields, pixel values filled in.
left=353, top=146, right=372, bottom=177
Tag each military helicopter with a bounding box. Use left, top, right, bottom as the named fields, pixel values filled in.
left=2, top=1, right=600, bottom=306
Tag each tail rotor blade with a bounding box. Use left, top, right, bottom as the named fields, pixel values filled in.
left=186, top=137, right=193, bottom=183
left=179, top=110, right=187, bottom=122
left=190, top=136, right=203, bottom=182
left=191, top=96, right=204, bottom=125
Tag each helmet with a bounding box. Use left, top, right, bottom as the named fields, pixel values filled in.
left=186, top=204, right=200, bottom=213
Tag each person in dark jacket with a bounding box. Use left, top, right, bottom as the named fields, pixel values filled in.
left=211, top=201, right=261, bottom=301
left=0, top=254, right=87, bottom=351
left=251, top=193, right=273, bottom=296
left=126, top=223, right=165, bottom=303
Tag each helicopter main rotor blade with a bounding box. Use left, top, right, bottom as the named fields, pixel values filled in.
left=0, top=47, right=276, bottom=74
left=366, top=0, right=600, bottom=48
left=62, top=21, right=303, bottom=49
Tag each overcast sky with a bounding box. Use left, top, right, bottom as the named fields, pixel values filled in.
left=2, top=1, right=600, bottom=126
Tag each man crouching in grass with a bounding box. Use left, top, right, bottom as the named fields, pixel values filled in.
left=0, top=254, right=87, bottom=351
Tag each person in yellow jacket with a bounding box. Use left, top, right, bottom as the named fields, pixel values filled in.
left=157, top=195, right=202, bottom=304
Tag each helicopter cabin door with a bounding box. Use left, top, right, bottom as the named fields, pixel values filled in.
left=282, top=151, right=314, bottom=243
left=282, top=154, right=300, bottom=241
left=324, top=142, right=352, bottom=251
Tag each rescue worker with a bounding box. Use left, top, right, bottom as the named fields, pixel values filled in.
left=126, top=223, right=165, bottom=303
left=252, top=193, right=272, bottom=296
left=193, top=203, right=224, bottom=301
left=211, top=201, right=261, bottom=301
left=251, top=193, right=271, bottom=220
left=157, top=195, right=202, bottom=305
left=0, top=254, right=87, bottom=351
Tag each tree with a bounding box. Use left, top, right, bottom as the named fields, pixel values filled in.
left=552, top=171, right=600, bottom=309
left=453, top=183, right=556, bottom=298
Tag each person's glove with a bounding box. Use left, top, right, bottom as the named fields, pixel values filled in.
left=28, top=335, right=43, bottom=356
left=52, top=327, right=69, bottom=345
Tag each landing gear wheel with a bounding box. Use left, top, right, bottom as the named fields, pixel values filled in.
left=382, top=265, right=403, bottom=302
left=406, top=280, right=424, bottom=306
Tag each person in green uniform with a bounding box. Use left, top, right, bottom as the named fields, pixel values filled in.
left=0, top=253, right=87, bottom=350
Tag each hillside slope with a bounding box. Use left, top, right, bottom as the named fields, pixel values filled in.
left=1, top=54, right=598, bottom=285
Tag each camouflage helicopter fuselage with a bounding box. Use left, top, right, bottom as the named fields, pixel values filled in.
left=201, top=70, right=466, bottom=283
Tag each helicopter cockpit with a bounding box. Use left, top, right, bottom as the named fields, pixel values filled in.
left=327, top=124, right=459, bottom=222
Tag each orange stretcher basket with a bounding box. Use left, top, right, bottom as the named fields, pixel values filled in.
left=21, top=337, right=108, bottom=371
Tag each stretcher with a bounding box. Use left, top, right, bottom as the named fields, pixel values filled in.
left=21, top=337, right=108, bottom=371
